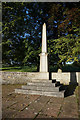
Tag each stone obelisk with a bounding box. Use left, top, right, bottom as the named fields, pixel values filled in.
left=39, top=23, right=48, bottom=72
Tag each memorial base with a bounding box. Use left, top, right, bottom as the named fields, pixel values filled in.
left=39, top=53, right=48, bottom=72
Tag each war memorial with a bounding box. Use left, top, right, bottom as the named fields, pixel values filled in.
left=1, top=23, right=80, bottom=119
left=14, top=23, right=79, bottom=97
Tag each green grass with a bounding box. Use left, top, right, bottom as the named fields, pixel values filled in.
left=0, top=64, right=80, bottom=72
left=0, top=66, right=37, bottom=72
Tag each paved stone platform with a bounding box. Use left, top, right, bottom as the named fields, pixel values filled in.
left=2, top=84, right=80, bottom=119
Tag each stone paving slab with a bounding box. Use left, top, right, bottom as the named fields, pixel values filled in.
left=2, top=100, right=18, bottom=111
left=48, top=97, right=64, bottom=105
left=58, top=97, right=78, bottom=118
left=14, top=109, right=36, bottom=118
left=2, top=84, right=80, bottom=119
left=36, top=114, right=53, bottom=118
left=2, top=108, right=18, bottom=118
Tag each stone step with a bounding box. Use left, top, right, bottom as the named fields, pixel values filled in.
left=22, top=85, right=60, bottom=92
left=28, top=79, right=52, bottom=83
left=27, top=82, right=57, bottom=87
left=15, top=88, right=64, bottom=98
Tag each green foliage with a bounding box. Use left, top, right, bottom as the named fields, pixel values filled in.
left=2, top=2, right=43, bottom=68
left=53, top=32, right=80, bottom=64
left=2, top=2, right=80, bottom=71
left=47, top=3, right=80, bottom=68
left=49, top=64, right=80, bottom=72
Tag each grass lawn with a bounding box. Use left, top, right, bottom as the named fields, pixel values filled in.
left=0, top=66, right=37, bottom=72
left=0, top=64, right=80, bottom=72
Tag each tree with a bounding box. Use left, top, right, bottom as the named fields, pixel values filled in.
left=2, top=2, right=48, bottom=70
left=2, top=2, right=80, bottom=71
left=2, top=2, right=28, bottom=65
left=46, top=2, right=80, bottom=69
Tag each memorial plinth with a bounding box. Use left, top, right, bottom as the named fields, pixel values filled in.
left=15, top=23, right=65, bottom=98
left=39, top=23, right=48, bottom=72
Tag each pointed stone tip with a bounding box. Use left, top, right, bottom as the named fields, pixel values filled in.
left=43, top=23, right=46, bottom=25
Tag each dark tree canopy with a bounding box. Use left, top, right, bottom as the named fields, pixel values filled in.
left=2, top=2, right=80, bottom=70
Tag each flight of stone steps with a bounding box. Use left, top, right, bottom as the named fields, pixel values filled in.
left=15, top=79, right=65, bottom=97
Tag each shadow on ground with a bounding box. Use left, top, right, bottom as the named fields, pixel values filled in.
left=65, top=72, right=78, bottom=97
left=60, top=84, right=78, bottom=97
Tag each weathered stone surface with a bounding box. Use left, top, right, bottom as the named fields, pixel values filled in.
left=1, top=71, right=80, bottom=85
left=39, top=23, right=48, bottom=72
left=39, top=53, right=48, bottom=72
left=2, top=108, right=17, bottom=118
left=14, top=109, right=36, bottom=118
left=40, top=103, right=61, bottom=118
left=22, top=85, right=60, bottom=92
left=2, top=85, right=80, bottom=119
left=27, top=72, right=49, bottom=80
left=36, top=114, right=53, bottom=118
left=1, top=72, right=50, bottom=84
left=15, top=78, right=65, bottom=97
left=48, top=97, right=64, bottom=105
left=58, top=69, right=62, bottom=73
left=27, top=81, right=56, bottom=87
left=52, top=72, right=80, bottom=85
left=52, top=72, right=70, bottom=84
left=58, top=97, right=78, bottom=118
left=29, top=79, right=51, bottom=82
left=15, top=88, right=64, bottom=97
left=42, top=23, right=47, bottom=53
left=76, top=72, right=80, bottom=86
